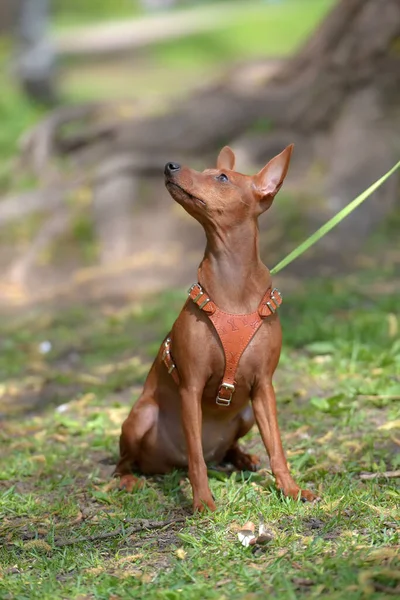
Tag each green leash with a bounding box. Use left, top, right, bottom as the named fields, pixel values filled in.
left=270, top=160, right=400, bottom=275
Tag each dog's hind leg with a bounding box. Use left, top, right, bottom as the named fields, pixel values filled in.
left=223, top=404, right=260, bottom=472
left=114, top=395, right=158, bottom=492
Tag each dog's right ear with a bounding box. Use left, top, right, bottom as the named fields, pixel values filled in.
left=253, top=144, right=293, bottom=214
left=217, top=146, right=236, bottom=171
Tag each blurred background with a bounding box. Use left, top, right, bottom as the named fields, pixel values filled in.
left=0, top=0, right=398, bottom=308
left=1, top=6, right=399, bottom=594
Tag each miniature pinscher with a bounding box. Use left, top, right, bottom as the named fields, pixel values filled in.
left=115, top=145, right=319, bottom=511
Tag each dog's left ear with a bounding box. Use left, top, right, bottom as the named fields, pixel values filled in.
left=217, top=146, right=236, bottom=171
left=253, top=144, right=294, bottom=214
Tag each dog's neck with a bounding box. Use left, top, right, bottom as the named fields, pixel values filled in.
left=197, top=218, right=271, bottom=312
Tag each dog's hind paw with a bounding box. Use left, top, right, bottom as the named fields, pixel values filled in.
left=118, top=474, right=144, bottom=493
left=224, top=446, right=261, bottom=472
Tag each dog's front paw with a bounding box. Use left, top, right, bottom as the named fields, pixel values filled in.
left=275, top=476, right=320, bottom=503
left=281, top=485, right=320, bottom=503
left=193, top=495, right=216, bottom=513
left=298, top=488, right=321, bottom=503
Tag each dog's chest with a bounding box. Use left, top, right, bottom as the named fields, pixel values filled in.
left=209, top=320, right=277, bottom=375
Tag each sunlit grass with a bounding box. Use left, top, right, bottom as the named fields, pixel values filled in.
left=0, top=271, right=399, bottom=599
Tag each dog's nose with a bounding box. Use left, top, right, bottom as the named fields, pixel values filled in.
left=164, top=162, right=181, bottom=176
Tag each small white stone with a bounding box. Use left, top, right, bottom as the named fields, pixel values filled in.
left=39, top=341, right=52, bottom=354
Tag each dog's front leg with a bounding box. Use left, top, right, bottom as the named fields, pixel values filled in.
left=252, top=382, right=318, bottom=502
left=180, top=386, right=216, bottom=513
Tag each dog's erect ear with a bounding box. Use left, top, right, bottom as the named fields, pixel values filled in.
left=217, top=146, right=236, bottom=171
left=253, top=144, right=293, bottom=214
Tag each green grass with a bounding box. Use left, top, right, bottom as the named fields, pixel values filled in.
left=1, top=271, right=399, bottom=599
left=0, top=58, right=47, bottom=183
left=151, top=0, right=334, bottom=68
left=52, top=0, right=140, bottom=28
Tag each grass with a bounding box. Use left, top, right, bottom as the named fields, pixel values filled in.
left=1, top=271, right=399, bottom=599
left=52, top=0, right=140, bottom=28
left=0, top=56, right=47, bottom=186
left=150, top=0, right=334, bottom=68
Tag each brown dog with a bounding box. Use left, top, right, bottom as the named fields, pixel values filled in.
left=115, top=145, right=319, bottom=511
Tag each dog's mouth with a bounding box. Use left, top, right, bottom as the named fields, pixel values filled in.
left=166, top=181, right=206, bottom=206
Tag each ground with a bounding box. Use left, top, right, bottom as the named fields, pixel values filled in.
left=1, top=270, right=399, bottom=600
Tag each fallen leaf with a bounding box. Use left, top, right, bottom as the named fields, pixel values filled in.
left=84, top=567, right=104, bottom=575
left=71, top=512, right=84, bottom=525
left=360, top=470, right=400, bottom=480
left=238, top=521, right=256, bottom=547
left=316, top=431, right=333, bottom=444
left=286, top=449, right=304, bottom=457
left=371, top=368, right=383, bottom=375
left=117, top=554, right=143, bottom=564
left=343, top=440, right=365, bottom=452
left=379, top=420, right=400, bottom=431
left=228, top=521, right=243, bottom=532
left=176, top=548, right=187, bottom=560
left=359, top=501, right=392, bottom=516
left=50, top=434, right=68, bottom=443
left=365, top=548, right=400, bottom=563
left=258, top=516, right=274, bottom=544
left=359, top=569, right=400, bottom=596
left=23, top=540, right=52, bottom=552
left=31, top=455, right=46, bottom=464
left=387, top=313, right=398, bottom=337
left=313, top=355, right=332, bottom=364
left=237, top=517, right=274, bottom=549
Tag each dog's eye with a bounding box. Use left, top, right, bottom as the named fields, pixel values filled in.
left=217, top=173, right=229, bottom=183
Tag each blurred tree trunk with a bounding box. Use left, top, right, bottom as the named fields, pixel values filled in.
left=0, top=0, right=20, bottom=33
left=14, top=0, right=57, bottom=104
left=16, top=0, right=400, bottom=274
left=101, top=0, right=400, bottom=157
left=1, top=0, right=57, bottom=103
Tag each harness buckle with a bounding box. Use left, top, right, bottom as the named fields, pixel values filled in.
left=216, top=382, right=235, bottom=406
left=199, top=297, right=210, bottom=309
left=265, top=301, right=276, bottom=314
left=264, top=288, right=282, bottom=314
left=162, top=338, right=171, bottom=361
left=188, top=283, right=211, bottom=308
left=188, top=283, right=203, bottom=299
left=271, top=287, right=282, bottom=303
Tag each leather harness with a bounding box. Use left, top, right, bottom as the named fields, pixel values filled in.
left=162, top=283, right=282, bottom=407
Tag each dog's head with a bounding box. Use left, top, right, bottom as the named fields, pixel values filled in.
left=164, top=145, right=293, bottom=228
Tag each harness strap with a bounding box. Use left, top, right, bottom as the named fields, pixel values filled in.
left=161, top=337, right=180, bottom=385
left=161, top=283, right=282, bottom=406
